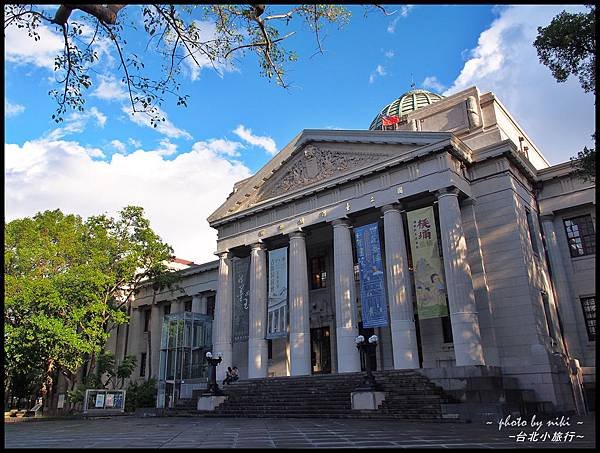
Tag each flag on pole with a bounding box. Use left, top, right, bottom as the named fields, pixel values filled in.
left=381, top=115, right=400, bottom=126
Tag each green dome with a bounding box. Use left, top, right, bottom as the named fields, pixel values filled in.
left=369, top=89, right=444, bottom=130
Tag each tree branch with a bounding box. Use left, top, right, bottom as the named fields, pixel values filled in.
left=53, top=4, right=126, bottom=26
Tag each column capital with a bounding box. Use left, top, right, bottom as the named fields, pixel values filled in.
left=289, top=231, right=306, bottom=240
left=382, top=203, right=403, bottom=215
left=331, top=218, right=352, bottom=228
left=216, top=251, right=232, bottom=260
left=436, top=186, right=460, bottom=199
left=250, top=242, right=266, bottom=251
left=540, top=214, right=555, bottom=223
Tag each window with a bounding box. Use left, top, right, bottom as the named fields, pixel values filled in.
left=267, top=339, right=273, bottom=360
left=581, top=296, right=596, bottom=341
left=143, top=309, right=151, bottom=332
left=184, top=300, right=192, bottom=312
left=140, top=352, right=147, bottom=377
left=310, top=256, right=327, bottom=289
left=564, top=215, right=595, bottom=257
left=441, top=316, right=453, bottom=344
left=525, top=209, right=540, bottom=255
left=541, top=292, right=557, bottom=342
left=163, top=304, right=171, bottom=315
left=206, top=294, right=216, bottom=318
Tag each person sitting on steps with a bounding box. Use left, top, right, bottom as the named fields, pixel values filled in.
left=223, top=366, right=240, bottom=385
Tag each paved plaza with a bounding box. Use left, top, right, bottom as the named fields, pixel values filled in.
left=4, top=414, right=596, bottom=449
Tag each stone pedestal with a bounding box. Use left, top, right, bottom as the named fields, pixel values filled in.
left=197, top=395, right=228, bottom=411
left=351, top=391, right=386, bottom=410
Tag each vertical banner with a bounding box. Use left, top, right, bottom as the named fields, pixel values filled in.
left=354, top=222, right=389, bottom=328
left=406, top=206, right=449, bottom=319
left=267, top=247, right=288, bottom=339
left=232, top=256, right=250, bottom=342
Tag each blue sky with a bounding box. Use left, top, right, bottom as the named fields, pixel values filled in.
left=5, top=4, right=595, bottom=263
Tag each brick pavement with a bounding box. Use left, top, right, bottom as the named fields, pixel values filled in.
left=4, top=414, right=596, bottom=449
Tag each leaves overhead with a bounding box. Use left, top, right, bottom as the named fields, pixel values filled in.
left=4, top=4, right=354, bottom=125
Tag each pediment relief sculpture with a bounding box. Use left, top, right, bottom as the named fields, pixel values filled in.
left=257, top=144, right=390, bottom=202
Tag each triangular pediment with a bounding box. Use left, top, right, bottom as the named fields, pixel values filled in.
left=257, top=144, right=394, bottom=202
left=208, top=130, right=457, bottom=224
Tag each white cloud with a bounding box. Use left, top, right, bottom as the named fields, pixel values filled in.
left=233, top=125, right=277, bottom=155
left=128, top=138, right=142, bottom=148
left=6, top=100, right=26, bottom=117
left=202, top=139, right=244, bottom=157
left=422, top=76, right=446, bottom=93
left=444, top=5, right=595, bottom=164
left=369, top=65, right=387, bottom=84
left=5, top=137, right=252, bottom=263
left=387, top=6, right=414, bottom=33
left=5, top=22, right=64, bottom=69
left=123, top=106, right=193, bottom=140
left=110, top=140, right=126, bottom=152
left=92, top=74, right=129, bottom=101
left=183, top=21, right=237, bottom=82
left=45, top=107, right=107, bottom=140
left=384, top=50, right=395, bottom=59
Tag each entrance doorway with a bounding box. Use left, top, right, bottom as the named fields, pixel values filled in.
left=310, top=327, right=331, bottom=374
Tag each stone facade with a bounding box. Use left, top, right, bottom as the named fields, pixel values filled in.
left=87, top=86, right=594, bottom=415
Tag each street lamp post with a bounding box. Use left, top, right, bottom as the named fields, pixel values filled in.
left=205, top=352, right=224, bottom=396
left=354, top=335, right=381, bottom=391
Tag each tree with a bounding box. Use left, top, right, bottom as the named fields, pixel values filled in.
left=3, top=4, right=364, bottom=126
left=4, top=206, right=175, bottom=410
left=533, top=5, right=595, bottom=95
left=534, top=5, right=596, bottom=182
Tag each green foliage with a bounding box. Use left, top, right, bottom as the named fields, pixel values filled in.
left=534, top=5, right=595, bottom=94
left=4, top=206, right=174, bottom=403
left=124, top=378, right=157, bottom=412
left=570, top=134, right=596, bottom=182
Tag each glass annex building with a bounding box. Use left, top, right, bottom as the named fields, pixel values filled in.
left=55, top=86, right=595, bottom=417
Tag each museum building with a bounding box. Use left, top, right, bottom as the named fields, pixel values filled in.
left=97, top=86, right=595, bottom=415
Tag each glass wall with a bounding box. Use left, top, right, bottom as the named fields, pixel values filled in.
left=157, top=312, right=212, bottom=408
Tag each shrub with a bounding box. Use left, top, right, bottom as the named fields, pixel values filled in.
left=125, top=378, right=157, bottom=412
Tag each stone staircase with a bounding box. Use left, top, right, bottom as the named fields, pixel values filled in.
left=169, top=370, right=452, bottom=420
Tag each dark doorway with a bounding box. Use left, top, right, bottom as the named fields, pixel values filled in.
left=310, top=327, right=331, bottom=374
left=358, top=322, right=378, bottom=371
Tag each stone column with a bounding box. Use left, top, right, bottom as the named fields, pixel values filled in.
left=382, top=204, right=420, bottom=369
left=171, top=300, right=184, bottom=313
left=461, top=199, right=500, bottom=365
left=191, top=294, right=206, bottom=314
left=212, top=252, right=234, bottom=382
left=332, top=219, right=361, bottom=373
left=248, top=242, right=269, bottom=378
left=288, top=231, right=312, bottom=376
left=149, top=303, right=163, bottom=379
left=436, top=187, right=485, bottom=366
left=540, top=215, right=584, bottom=358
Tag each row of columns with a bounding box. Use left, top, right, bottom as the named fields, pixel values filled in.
left=212, top=187, right=486, bottom=380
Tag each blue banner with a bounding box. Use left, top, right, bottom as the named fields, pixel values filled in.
left=354, top=222, right=389, bottom=328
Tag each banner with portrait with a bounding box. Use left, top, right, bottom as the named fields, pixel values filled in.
left=354, top=222, right=389, bottom=328
left=267, top=247, right=288, bottom=339
left=406, top=206, right=449, bottom=319
left=232, top=256, right=250, bottom=342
